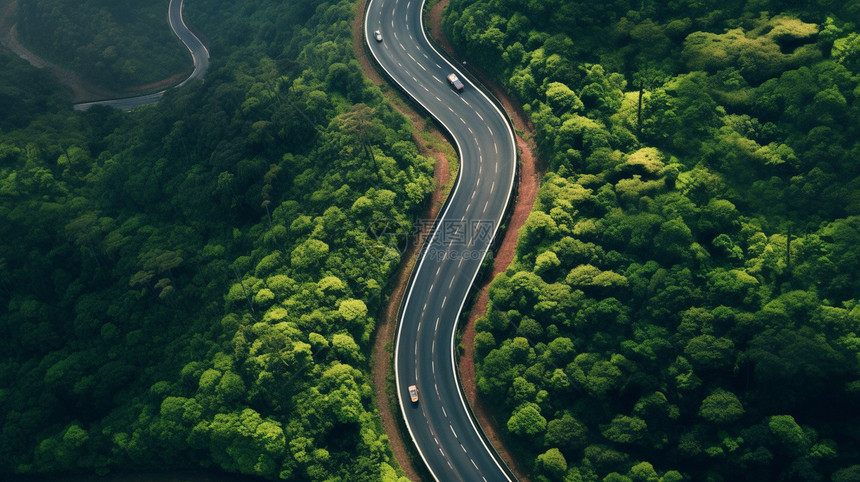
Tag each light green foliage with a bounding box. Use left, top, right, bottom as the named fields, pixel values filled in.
left=216, top=371, right=246, bottom=406
left=601, top=415, right=648, bottom=444
left=683, top=334, right=735, bottom=369
left=570, top=354, right=627, bottom=398
left=706, top=269, right=760, bottom=307
left=204, top=409, right=286, bottom=477
left=545, top=412, right=588, bottom=450
left=682, top=16, right=819, bottom=83
left=698, top=389, right=744, bottom=423
left=535, top=447, right=567, bottom=478
left=628, top=461, right=659, bottom=482
left=534, top=250, right=561, bottom=277
left=331, top=333, right=363, bottom=363
left=832, top=33, right=860, bottom=71
left=290, top=238, right=329, bottom=272
left=518, top=211, right=559, bottom=255
left=566, top=265, right=628, bottom=289
left=62, top=424, right=89, bottom=449
left=545, top=81, right=585, bottom=114
left=507, top=403, right=547, bottom=437
left=379, top=462, right=410, bottom=482
left=199, top=369, right=222, bottom=392
left=338, top=298, right=368, bottom=321
left=254, top=288, right=275, bottom=306
left=623, top=147, right=665, bottom=175
left=768, top=415, right=810, bottom=456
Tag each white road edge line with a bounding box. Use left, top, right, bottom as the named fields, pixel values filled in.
left=368, top=1, right=516, bottom=481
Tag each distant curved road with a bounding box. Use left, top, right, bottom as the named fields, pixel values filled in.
left=365, top=0, right=517, bottom=480
left=74, top=0, right=208, bottom=110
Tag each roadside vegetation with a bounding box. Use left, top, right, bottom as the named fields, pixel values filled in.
left=444, top=0, right=860, bottom=480
left=1, top=0, right=427, bottom=479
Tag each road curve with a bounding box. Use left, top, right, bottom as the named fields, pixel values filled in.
left=74, top=0, right=208, bottom=110
left=364, top=1, right=517, bottom=480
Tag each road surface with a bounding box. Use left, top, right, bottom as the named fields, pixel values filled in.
left=74, top=0, right=208, bottom=110
left=364, top=0, right=517, bottom=480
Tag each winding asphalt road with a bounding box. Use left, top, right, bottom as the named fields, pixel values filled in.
left=365, top=1, right=517, bottom=480
left=74, top=0, right=208, bottom=110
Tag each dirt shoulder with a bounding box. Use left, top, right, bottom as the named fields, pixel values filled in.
left=357, top=0, right=543, bottom=480
left=353, top=2, right=454, bottom=480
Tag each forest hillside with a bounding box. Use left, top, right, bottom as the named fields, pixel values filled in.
left=16, top=0, right=190, bottom=90
left=444, top=0, right=860, bottom=480
left=5, top=0, right=860, bottom=480
left=1, top=1, right=426, bottom=480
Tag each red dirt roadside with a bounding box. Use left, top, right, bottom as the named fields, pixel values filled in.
left=355, top=0, right=542, bottom=480
left=353, top=2, right=451, bottom=480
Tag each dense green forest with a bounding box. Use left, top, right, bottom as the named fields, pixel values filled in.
left=445, top=0, right=860, bottom=480
left=8, top=0, right=860, bottom=480
left=0, top=50, right=69, bottom=130
left=1, top=0, right=428, bottom=479
left=17, top=0, right=190, bottom=89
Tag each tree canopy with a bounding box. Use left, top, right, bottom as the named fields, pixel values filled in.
left=0, top=0, right=427, bottom=480
left=447, top=0, right=860, bottom=479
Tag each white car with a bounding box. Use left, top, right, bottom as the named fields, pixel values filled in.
left=374, top=30, right=383, bottom=42
left=447, top=73, right=464, bottom=92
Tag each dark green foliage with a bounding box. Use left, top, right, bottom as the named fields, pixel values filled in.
left=17, top=0, right=190, bottom=90
left=0, top=51, right=68, bottom=129
left=448, top=0, right=860, bottom=480
left=1, top=0, right=427, bottom=480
